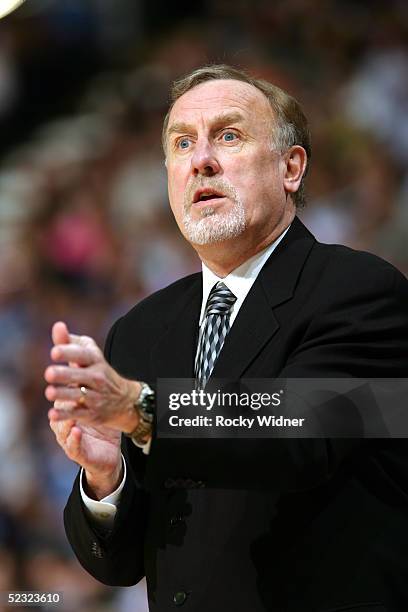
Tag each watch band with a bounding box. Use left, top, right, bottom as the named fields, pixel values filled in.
left=125, top=382, right=155, bottom=445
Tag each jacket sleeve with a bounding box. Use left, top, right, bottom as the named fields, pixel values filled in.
left=63, top=461, right=147, bottom=586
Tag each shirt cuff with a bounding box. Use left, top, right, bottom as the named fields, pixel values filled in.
left=131, top=436, right=152, bottom=454
left=80, top=455, right=127, bottom=528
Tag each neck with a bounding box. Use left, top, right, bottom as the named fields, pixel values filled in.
left=194, top=210, right=295, bottom=277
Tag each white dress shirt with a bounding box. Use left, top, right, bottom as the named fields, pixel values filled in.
left=80, top=226, right=290, bottom=525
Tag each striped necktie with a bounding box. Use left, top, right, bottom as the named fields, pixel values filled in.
left=195, top=282, right=237, bottom=389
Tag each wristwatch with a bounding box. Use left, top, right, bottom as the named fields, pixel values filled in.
left=125, top=382, right=155, bottom=445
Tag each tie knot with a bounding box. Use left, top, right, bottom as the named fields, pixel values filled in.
left=205, top=282, right=236, bottom=316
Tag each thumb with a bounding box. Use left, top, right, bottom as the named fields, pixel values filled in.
left=52, top=321, right=70, bottom=346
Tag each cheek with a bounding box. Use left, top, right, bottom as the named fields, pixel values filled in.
left=227, top=150, right=272, bottom=189
left=243, top=159, right=282, bottom=197
left=167, top=168, right=184, bottom=202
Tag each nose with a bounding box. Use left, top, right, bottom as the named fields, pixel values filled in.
left=190, top=139, right=220, bottom=177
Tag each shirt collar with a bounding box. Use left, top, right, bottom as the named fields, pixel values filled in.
left=200, top=225, right=290, bottom=324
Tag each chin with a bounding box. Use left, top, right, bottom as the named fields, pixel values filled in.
left=182, top=212, right=246, bottom=246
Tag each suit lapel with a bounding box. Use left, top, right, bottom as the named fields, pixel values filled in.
left=210, top=279, right=278, bottom=380
left=151, top=274, right=202, bottom=378
left=211, top=217, right=316, bottom=380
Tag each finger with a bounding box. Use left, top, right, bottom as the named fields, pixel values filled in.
left=52, top=321, right=70, bottom=346
left=65, top=426, right=83, bottom=460
left=49, top=410, right=76, bottom=446
left=48, top=418, right=76, bottom=445
left=54, top=400, right=77, bottom=410
left=45, top=384, right=97, bottom=403
left=52, top=421, right=83, bottom=462
left=68, top=333, right=100, bottom=351
left=48, top=405, right=92, bottom=423
left=51, top=322, right=100, bottom=353
left=51, top=344, right=98, bottom=366
left=44, top=365, right=94, bottom=387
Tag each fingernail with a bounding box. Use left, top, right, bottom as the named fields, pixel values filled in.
left=46, top=367, right=56, bottom=380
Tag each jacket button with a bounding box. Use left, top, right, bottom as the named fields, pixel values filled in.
left=91, top=542, right=104, bottom=558
left=173, top=591, right=188, bottom=606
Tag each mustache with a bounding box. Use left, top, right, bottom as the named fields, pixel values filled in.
left=184, top=177, right=237, bottom=209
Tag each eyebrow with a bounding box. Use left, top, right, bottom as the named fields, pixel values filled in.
left=167, top=112, right=245, bottom=140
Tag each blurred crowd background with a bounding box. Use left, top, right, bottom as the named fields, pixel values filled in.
left=0, top=0, right=407, bottom=610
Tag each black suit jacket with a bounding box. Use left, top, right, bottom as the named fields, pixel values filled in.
left=64, top=218, right=408, bottom=612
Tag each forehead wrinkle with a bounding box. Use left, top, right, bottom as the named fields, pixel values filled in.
left=180, top=81, right=273, bottom=118
left=168, top=111, right=246, bottom=139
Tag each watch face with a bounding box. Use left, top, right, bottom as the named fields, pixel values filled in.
left=142, top=395, right=155, bottom=415
left=140, top=386, right=155, bottom=417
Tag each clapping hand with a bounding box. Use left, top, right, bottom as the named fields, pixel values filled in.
left=45, top=321, right=140, bottom=498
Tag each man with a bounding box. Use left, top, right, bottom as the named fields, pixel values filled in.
left=45, top=65, right=408, bottom=611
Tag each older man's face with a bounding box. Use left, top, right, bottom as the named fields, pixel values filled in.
left=165, top=79, right=293, bottom=247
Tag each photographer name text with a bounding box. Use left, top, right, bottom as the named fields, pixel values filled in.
left=168, top=414, right=305, bottom=428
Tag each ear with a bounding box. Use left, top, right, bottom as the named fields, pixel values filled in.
left=282, top=145, right=307, bottom=196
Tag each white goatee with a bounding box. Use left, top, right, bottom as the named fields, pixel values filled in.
left=182, top=178, right=246, bottom=245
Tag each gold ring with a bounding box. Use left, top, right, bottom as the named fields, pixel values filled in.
left=78, top=386, right=88, bottom=405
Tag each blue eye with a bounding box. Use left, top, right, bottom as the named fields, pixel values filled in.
left=223, top=132, right=237, bottom=142
left=178, top=138, right=190, bottom=149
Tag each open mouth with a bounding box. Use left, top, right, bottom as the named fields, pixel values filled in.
left=193, top=189, right=225, bottom=204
